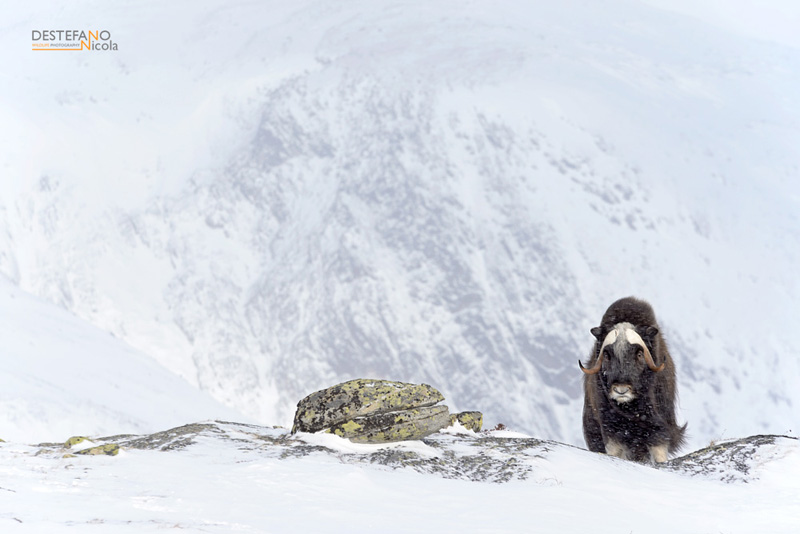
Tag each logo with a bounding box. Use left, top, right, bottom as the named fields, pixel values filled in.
left=32, top=30, right=118, bottom=51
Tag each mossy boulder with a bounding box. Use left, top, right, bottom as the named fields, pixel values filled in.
left=65, top=436, right=91, bottom=448
left=75, top=444, right=120, bottom=456
left=450, top=411, right=483, bottom=432
left=328, top=405, right=451, bottom=443
left=292, top=379, right=445, bottom=434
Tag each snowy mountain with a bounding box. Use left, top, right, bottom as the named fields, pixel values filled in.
left=0, top=275, right=246, bottom=443
left=1, top=0, right=799, bottom=449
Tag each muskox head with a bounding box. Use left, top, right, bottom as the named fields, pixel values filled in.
left=579, top=322, right=664, bottom=404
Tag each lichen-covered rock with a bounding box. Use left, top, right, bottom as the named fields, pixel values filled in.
left=450, top=411, right=483, bottom=432
left=292, top=379, right=445, bottom=434
left=328, top=405, right=451, bottom=443
left=75, top=444, right=120, bottom=456
left=64, top=436, right=91, bottom=448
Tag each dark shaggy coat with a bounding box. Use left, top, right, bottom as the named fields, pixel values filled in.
left=581, top=297, right=686, bottom=463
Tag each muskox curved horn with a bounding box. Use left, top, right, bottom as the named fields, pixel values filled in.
left=642, top=345, right=665, bottom=372
left=579, top=352, right=604, bottom=375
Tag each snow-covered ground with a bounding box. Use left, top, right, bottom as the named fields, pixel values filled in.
left=1, top=421, right=797, bottom=533
left=0, top=274, right=246, bottom=443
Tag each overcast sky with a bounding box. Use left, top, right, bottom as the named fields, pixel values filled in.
left=641, top=0, right=800, bottom=48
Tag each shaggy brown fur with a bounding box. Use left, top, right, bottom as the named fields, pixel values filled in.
left=581, top=297, right=686, bottom=463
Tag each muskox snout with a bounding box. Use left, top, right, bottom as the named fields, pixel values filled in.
left=610, top=384, right=635, bottom=403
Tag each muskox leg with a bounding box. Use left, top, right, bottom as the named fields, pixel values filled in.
left=604, top=439, right=631, bottom=460
left=648, top=443, right=669, bottom=463
left=582, top=399, right=605, bottom=453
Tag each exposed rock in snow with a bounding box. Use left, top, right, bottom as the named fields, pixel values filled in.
left=27, top=421, right=798, bottom=485
left=291, top=379, right=484, bottom=443
left=661, top=434, right=797, bottom=483
left=3, top=421, right=796, bottom=532
left=450, top=411, right=484, bottom=432
left=291, top=379, right=445, bottom=433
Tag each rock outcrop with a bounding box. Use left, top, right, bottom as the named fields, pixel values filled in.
left=326, top=404, right=451, bottom=443
left=450, top=411, right=483, bottom=433
left=291, top=379, right=463, bottom=443
left=27, top=421, right=797, bottom=485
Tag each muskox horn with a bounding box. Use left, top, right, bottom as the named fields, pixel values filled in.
left=642, top=345, right=665, bottom=372
left=579, top=352, right=604, bottom=375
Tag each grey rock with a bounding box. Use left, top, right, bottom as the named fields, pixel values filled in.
left=328, top=404, right=450, bottom=443
left=449, top=411, right=483, bottom=432
left=658, top=434, right=791, bottom=483
left=34, top=421, right=796, bottom=485
left=291, top=379, right=445, bottom=434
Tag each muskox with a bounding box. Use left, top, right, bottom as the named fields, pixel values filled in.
left=580, top=297, right=686, bottom=463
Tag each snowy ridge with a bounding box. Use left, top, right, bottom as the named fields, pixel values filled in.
left=1, top=1, right=799, bottom=451
left=1, top=421, right=797, bottom=532
left=0, top=275, right=246, bottom=443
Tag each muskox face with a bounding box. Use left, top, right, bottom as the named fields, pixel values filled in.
left=581, top=322, right=664, bottom=404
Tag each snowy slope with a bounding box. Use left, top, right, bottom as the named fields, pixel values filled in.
left=0, top=275, right=246, bottom=442
left=1, top=421, right=798, bottom=533
left=1, top=0, right=799, bottom=450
